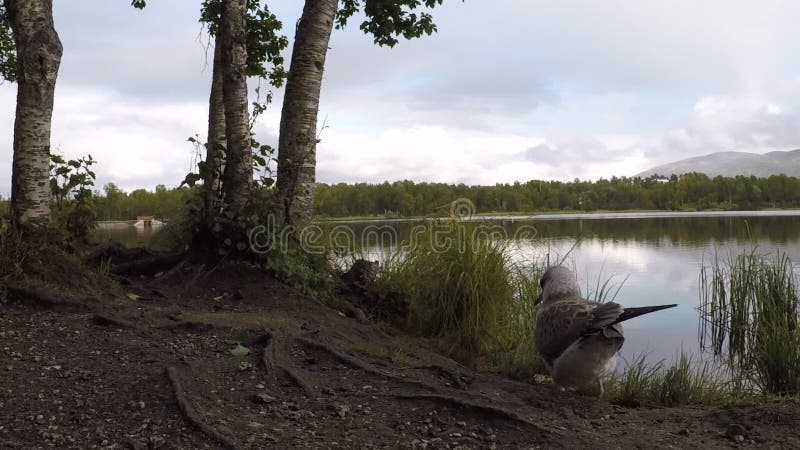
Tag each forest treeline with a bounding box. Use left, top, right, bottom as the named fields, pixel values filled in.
left=0, top=183, right=193, bottom=223
left=3, top=172, right=798, bottom=222
left=314, top=172, right=800, bottom=217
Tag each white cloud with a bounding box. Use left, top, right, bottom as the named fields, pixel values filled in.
left=317, top=126, right=540, bottom=184
left=48, top=87, right=206, bottom=192
left=0, top=85, right=287, bottom=197
left=650, top=93, right=800, bottom=163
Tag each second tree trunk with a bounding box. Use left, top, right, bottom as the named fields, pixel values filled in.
left=276, top=0, right=338, bottom=228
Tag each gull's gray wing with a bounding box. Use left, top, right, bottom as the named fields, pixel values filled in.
left=534, top=300, right=624, bottom=362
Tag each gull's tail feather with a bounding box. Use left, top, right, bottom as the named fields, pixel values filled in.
left=614, top=304, right=677, bottom=325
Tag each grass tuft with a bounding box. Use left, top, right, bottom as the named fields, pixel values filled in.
left=491, top=265, right=547, bottom=378
left=362, top=220, right=547, bottom=374
left=699, top=249, right=800, bottom=395
left=398, top=221, right=516, bottom=360
left=608, top=352, right=730, bottom=406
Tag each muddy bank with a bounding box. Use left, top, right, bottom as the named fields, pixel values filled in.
left=1, top=264, right=798, bottom=449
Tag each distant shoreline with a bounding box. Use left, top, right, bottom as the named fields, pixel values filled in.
left=313, top=208, right=800, bottom=224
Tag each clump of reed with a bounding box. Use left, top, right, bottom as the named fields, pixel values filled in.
left=699, top=249, right=800, bottom=396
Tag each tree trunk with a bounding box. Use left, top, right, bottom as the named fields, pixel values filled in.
left=219, top=0, right=251, bottom=212
left=205, top=31, right=226, bottom=224
left=6, top=0, right=62, bottom=228
left=276, top=0, right=338, bottom=228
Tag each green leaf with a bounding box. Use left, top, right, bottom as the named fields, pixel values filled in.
left=180, top=173, right=202, bottom=188
left=230, top=344, right=251, bottom=358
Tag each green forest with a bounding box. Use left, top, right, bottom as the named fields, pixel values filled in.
left=3, top=171, right=793, bottom=222
left=314, top=173, right=800, bottom=217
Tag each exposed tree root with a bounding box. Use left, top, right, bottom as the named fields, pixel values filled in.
left=259, top=332, right=278, bottom=384
left=165, top=366, right=241, bottom=450
left=89, top=312, right=157, bottom=340
left=85, top=240, right=147, bottom=265
left=5, top=284, right=94, bottom=310
left=418, top=364, right=473, bottom=389
left=157, top=258, right=190, bottom=282
left=90, top=312, right=136, bottom=329
left=87, top=241, right=186, bottom=277
left=386, top=392, right=562, bottom=436
left=186, top=264, right=208, bottom=289
left=157, top=320, right=216, bottom=333
left=111, top=253, right=185, bottom=276
left=297, top=337, right=381, bottom=373
left=296, top=337, right=438, bottom=392
left=299, top=337, right=559, bottom=436
left=343, top=302, right=369, bottom=324
left=262, top=332, right=315, bottom=396
left=110, top=274, right=133, bottom=286
left=280, top=365, right=315, bottom=396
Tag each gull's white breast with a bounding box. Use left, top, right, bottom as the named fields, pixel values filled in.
left=549, top=330, right=622, bottom=388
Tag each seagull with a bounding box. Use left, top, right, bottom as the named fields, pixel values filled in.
left=534, top=266, right=677, bottom=395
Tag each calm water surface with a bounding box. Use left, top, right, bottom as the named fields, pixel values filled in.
left=94, top=211, right=800, bottom=367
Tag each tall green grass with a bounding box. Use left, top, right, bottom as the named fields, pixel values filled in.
left=368, top=220, right=546, bottom=369
left=608, top=352, right=730, bottom=406
left=398, top=221, right=516, bottom=359
left=492, top=265, right=547, bottom=378
left=699, top=249, right=800, bottom=395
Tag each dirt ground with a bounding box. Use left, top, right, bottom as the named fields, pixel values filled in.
left=2, top=263, right=799, bottom=449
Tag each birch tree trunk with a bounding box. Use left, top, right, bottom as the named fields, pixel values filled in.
left=6, top=0, right=62, bottom=228
left=205, top=30, right=226, bottom=224
left=276, top=0, right=338, bottom=228
left=219, top=0, right=251, bottom=212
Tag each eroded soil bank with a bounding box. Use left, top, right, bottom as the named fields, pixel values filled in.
left=2, top=264, right=799, bottom=449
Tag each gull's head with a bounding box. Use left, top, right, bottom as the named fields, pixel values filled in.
left=536, top=266, right=581, bottom=305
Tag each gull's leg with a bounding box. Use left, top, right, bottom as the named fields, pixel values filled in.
left=597, top=378, right=604, bottom=400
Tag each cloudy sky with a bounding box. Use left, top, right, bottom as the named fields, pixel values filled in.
left=2, top=0, right=800, bottom=195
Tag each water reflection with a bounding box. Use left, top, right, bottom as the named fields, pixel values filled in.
left=92, top=222, right=162, bottom=248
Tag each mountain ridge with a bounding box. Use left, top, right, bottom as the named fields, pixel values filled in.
left=636, top=149, right=800, bottom=178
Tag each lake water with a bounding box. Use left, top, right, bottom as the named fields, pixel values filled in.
left=94, top=211, right=800, bottom=367
left=93, top=222, right=163, bottom=248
